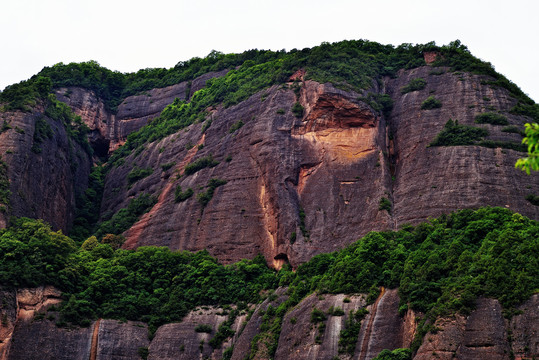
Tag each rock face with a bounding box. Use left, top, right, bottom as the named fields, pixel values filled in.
left=2, top=287, right=537, bottom=360
left=415, top=295, right=539, bottom=360
left=55, top=69, right=229, bottom=154
left=99, top=67, right=538, bottom=269
left=0, top=105, right=92, bottom=232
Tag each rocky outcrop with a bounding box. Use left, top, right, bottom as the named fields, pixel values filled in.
left=415, top=296, right=539, bottom=360
left=387, top=67, right=538, bottom=227
left=101, top=69, right=537, bottom=269
left=3, top=287, right=537, bottom=360
left=56, top=69, right=229, bottom=154
left=0, top=106, right=92, bottom=232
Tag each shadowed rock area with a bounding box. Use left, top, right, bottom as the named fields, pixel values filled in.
left=2, top=287, right=537, bottom=359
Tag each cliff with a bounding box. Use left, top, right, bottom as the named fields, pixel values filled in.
left=1, top=286, right=537, bottom=359
left=0, top=41, right=538, bottom=360
left=0, top=102, right=92, bottom=232
left=100, top=68, right=537, bottom=268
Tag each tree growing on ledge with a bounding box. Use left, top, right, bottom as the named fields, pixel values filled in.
left=515, top=123, right=539, bottom=174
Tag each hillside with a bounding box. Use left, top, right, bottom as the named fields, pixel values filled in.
left=0, top=39, right=538, bottom=359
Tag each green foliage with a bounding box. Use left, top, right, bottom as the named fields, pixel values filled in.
left=291, top=102, right=304, bottom=118
left=137, top=347, right=149, bottom=360
left=44, top=95, right=92, bottom=155
left=201, top=118, right=213, bottom=133
left=477, top=140, right=527, bottom=152
left=70, top=165, right=105, bottom=242
left=360, top=93, right=394, bottom=117
left=94, top=193, right=157, bottom=239
left=31, top=117, right=53, bottom=153
left=160, top=162, right=175, bottom=172
left=197, top=178, right=227, bottom=208
left=328, top=306, right=345, bottom=316
left=429, top=119, right=488, bottom=147
left=515, top=122, right=539, bottom=174
left=0, top=76, right=51, bottom=112
left=195, top=324, right=213, bottom=333
left=0, top=218, right=76, bottom=288
left=474, top=112, right=509, bottom=126
left=1, top=120, right=12, bottom=133
left=0, top=159, right=10, bottom=208
left=184, top=155, right=219, bottom=176
left=127, top=166, right=153, bottom=185
left=289, top=232, right=296, bottom=244
left=420, top=96, right=442, bottom=110
left=209, top=308, right=238, bottom=348
left=174, top=186, right=194, bottom=203
left=379, top=197, right=392, bottom=213
left=401, top=78, right=426, bottom=94
left=0, top=207, right=536, bottom=352
left=298, top=207, right=309, bottom=239
left=502, top=125, right=525, bottom=137
left=525, top=194, right=539, bottom=206
left=372, top=348, right=412, bottom=360
left=510, top=102, right=539, bottom=122
left=310, top=308, right=326, bottom=323
left=338, top=308, right=368, bottom=354
left=229, top=120, right=244, bottom=133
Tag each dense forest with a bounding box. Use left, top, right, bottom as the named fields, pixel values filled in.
left=1, top=207, right=537, bottom=356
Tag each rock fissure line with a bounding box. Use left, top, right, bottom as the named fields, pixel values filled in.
left=358, top=287, right=386, bottom=360
left=89, top=318, right=101, bottom=360
left=122, top=134, right=205, bottom=249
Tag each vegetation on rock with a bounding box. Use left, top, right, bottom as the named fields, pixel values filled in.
left=2, top=207, right=533, bottom=353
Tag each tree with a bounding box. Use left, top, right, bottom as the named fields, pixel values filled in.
left=515, top=123, right=539, bottom=174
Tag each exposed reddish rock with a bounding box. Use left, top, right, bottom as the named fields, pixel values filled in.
left=0, top=106, right=92, bottom=232
left=387, top=67, right=538, bottom=227
left=423, top=51, right=439, bottom=64
left=103, top=69, right=537, bottom=269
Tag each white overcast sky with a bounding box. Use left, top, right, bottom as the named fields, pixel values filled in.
left=1, top=0, right=538, bottom=102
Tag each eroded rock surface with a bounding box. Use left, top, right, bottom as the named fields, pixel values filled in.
left=1, top=287, right=538, bottom=360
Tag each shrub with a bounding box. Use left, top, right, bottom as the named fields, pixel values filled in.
left=525, top=194, right=539, bottom=206
left=310, top=308, right=326, bottom=323
left=184, top=155, right=219, bottom=176
left=160, top=162, right=175, bottom=172
left=477, top=140, right=527, bottom=152
left=501, top=125, right=525, bottom=136
left=229, top=120, right=244, bottom=133
left=93, top=193, right=157, bottom=239
left=379, top=197, right=392, bottom=212
left=429, top=119, right=488, bottom=147
left=420, top=96, right=442, bottom=110
left=291, top=102, right=304, bottom=118
left=401, top=78, right=426, bottom=94
left=474, top=112, right=509, bottom=126
left=195, top=324, right=213, bottom=333
left=197, top=178, right=227, bottom=208
left=127, top=166, right=153, bottom=185
left=175, top=186, right=194, bottom=202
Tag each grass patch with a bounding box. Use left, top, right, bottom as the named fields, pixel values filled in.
left=429, top=119, right=488, bottom=147
left=401, top=78, right=426, bottom=94
left=421, top=96, right=442, bottom=110
left=474, top=112, right=509, bottom=126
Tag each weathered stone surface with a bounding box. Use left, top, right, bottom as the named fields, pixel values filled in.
left=415, top=298, right=513, bottom=360
left=106, top=69, right=537, bottom=270
left=0, top=106, right=92, bottom=232
left=56, top=69, right=229, bottom=154
left=387, top=67, right=539, bottom=227
left=107, top=80, right=391, bottom=268
left=511, top=294, right=539, bottom=360
left=96, top=320, right=149, bottom=360
left=7, top=319, right=93, bottom=360
left=274, top=293, right=366, bottom=360
left=148, top=306, right=240, bottom=360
